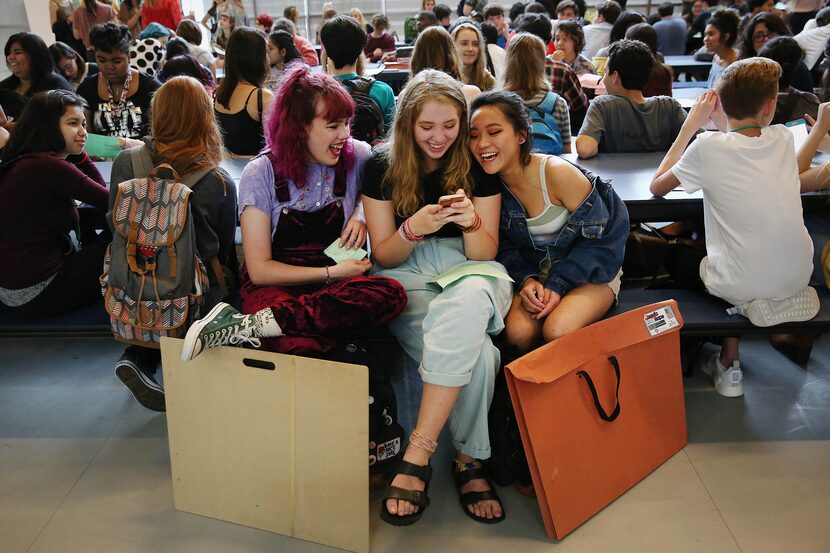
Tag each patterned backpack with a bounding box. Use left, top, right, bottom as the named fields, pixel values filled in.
left=100, top=163, right=209, bottom=347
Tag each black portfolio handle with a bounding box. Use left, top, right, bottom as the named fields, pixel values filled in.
left=577, top=356, right=621, bottom=422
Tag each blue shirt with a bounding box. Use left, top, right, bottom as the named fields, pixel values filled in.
left=654, top=17, right=688, bottom=56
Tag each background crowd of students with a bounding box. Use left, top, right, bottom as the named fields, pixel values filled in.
left=2, top=0, right=830, bottom=532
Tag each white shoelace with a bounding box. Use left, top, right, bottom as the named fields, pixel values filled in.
left=203, top=322, right=262, bottom=350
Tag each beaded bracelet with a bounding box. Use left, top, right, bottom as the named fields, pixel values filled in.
left=460, top=212, right=482, bottom=234
left=398, top=217, right=425, bottom=244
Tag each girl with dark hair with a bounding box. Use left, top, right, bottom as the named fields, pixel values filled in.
left=159, top=53, right=216, bottom=94
left=0, top=90, right=110, bottom=316
left=180, top=64, right=405, bottom=363
left=176, top=19, right=218, bottom=77
left=213, top=27, right=273, bottom=156
left=0, top=33, right=72, bottom=119
left=118, top=0, right=143, bottom=39
left=71, top=0, right=118, bottom=60
left=759, top=36, right=820, bottom=123
left=49, top=41, right=98, bottom=91
left=625, top=23, right=674, bottom=97
left=264, top=30, right=301, bottom=89
left=363, top=70, right=511, bottom=527
left=705, top=8, right=741, bottom=87
left=109, top=76, right=237, bottom=411
left=76, top=22, right=161, bottom=147
left=595, top=10, right=646, bottom=55
left=739, top=13, right=814, bottom=90
left=468, top=90, right=627, bottom=354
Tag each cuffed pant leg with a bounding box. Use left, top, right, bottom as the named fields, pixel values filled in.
left=418, top=275, right=512, bottom=459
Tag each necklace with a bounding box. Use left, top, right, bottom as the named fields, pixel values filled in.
left=106, top=71, right=133, bottom=124
left=729, top=124, right=762, bottom=133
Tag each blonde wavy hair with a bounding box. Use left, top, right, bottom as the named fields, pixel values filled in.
left=381, top=70, right=472, bottom=217
left=501, top=32, right=550, bottom=100
left=410, top=26, right=463, bottom=80
left=151, top=76, right=225, bottom=176
left=451, top=23, right=496, bottom=91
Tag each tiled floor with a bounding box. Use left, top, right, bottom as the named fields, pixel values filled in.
left=1, top=335, right=829, bottom=553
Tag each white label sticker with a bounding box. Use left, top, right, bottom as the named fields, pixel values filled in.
left=644, top=305, right=679, bottom=336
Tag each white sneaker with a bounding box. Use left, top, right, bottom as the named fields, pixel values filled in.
left=728, top=286, right=820, bottom=328
left=700, top=353, right=743, bottom=398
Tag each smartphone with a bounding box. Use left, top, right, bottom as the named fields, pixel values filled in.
left=438, top=193, right=466, bottom=207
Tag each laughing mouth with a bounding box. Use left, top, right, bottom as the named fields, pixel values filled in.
left=480, top=152, right=498, bottom=161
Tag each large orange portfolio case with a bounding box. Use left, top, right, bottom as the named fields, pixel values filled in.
left=505, top=301, right=687, bottom=540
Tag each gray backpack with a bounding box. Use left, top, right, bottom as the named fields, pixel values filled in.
left=100, top=150, right=223, bottom=347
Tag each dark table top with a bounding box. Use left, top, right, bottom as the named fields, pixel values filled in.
left=96, top=150, right=830, bottom=223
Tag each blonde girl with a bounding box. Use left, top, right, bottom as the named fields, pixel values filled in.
left=363, top=69, right=512, bottom=527
left=410, top=26, right=482, bottom=104
left=451, top=22, right=496, bottom=91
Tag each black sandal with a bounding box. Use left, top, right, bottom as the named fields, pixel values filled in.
left=379, top=460, right=432, bottom=526
left=452, top=460, right=506, bottom=524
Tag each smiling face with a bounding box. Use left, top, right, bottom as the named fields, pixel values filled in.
left=95, top=49, right=130, bottom=83
left=554, top=29, right=576, bottom=61
left=455, top=28, right=481, bottom=67
left=59, top=105, right=87, bottom=157
left=7, top=42, right=31, bottom=81
left=751, top=22, right=776, bottom=52
left=304, top=99, right=350, bottom=165
left=469, top=104, right=524, bottom=175
left=414, top=99, right=461, bottom=170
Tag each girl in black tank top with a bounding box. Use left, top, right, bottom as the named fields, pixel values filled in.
left=215, top=86, right=265, bottom=156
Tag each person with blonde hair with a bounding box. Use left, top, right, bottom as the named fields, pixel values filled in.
left=411, top=26, right=482, bottom=103
left=109, top=75, right=239, bottom=412
left=363, top=69, right=511, bottom=527
left=452, top=22, right=497, bottom=91
left=501, top=32, right=572, bottom=153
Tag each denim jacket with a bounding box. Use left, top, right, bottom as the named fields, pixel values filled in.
left=497, top=163, right=629, bottom=297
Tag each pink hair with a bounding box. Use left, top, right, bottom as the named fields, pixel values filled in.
left=265, top=63, right=356, bottom=189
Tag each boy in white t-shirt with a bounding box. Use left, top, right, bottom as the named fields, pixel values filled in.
left=650, top=58, right=825, bottom=397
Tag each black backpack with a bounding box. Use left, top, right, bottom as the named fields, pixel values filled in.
left=487, top=369, right=533, bottom=487
left=322, top=341, right=404, bottom=479
left=340, top=76, right=386, bottom=145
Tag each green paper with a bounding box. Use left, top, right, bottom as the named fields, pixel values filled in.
left=84, top=133, right=122, bottom=159
left=432, top=262, right=514, bottom=289
left=324, top=238, right=368, bottom=263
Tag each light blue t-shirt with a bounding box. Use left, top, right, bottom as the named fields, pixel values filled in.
left=707, top=63, right=725, bottom=89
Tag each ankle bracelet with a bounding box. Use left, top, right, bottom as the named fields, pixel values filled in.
left=409, top=429, right=437, bottom=453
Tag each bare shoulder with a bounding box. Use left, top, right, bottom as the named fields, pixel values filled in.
left=544, top=155, right=591, bottom=207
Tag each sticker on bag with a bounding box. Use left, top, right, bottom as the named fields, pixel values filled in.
left=644, top=305, right=679, bottom=336
left=375, top=437, right=401, bottom=462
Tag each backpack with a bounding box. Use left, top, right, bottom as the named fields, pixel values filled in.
left=340, top=76, right=386, bottom=145
left=100, top=160, right=216, bottom=347
left=528, top=92, right=565, bottom=156
left=486, top=368, right=533, bottom=488
left=322, top=341, right=405, bottom=482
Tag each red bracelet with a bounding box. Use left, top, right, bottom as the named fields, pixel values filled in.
left=399, top=217, right=424, bottom=243
left=460, top=212, right=481, bottom=233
